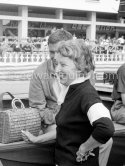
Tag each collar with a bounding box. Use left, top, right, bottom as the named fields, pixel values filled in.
left=47, top=59, right=56, bottom=77
left=70, top=74, right=90, bottom=86
left=58, top=74, right=90, bottom=105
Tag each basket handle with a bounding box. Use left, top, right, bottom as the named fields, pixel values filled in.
left=0, top=92, right=15, bottom=110
left=12, top=98, right=25, bottom=110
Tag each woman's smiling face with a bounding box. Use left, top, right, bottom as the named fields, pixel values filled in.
left=55, top=53, right=79, bottom=86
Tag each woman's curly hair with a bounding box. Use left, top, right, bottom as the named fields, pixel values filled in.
left=57, top=39, right=95, bottom=77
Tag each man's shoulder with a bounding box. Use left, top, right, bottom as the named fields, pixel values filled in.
left=118, top=63, right=125, bottom=72
left=117, top=63, right=125, bottom=76
left=34, top=59, right=51, bottom=74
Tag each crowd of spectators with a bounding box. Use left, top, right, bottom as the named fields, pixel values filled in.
left=85, top=36, right=125, bottom=54
left=0, top=34, right=125, bottom=55
left=0, top=37, right=48, bottom=54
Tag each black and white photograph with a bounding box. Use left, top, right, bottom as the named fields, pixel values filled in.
left=0, top=0, right=124, bottom=166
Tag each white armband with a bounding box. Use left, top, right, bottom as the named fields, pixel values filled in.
left=87, top=103, right=111, bottom=125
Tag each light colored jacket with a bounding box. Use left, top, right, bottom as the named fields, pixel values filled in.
left=29, top=59, right=60, bottom=124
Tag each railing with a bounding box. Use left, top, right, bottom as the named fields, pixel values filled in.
left=0, top=51, right=49, bottom=65
left=0, top=51, right=49, bottom=83
left=92, top=44, right=125, bottom=62
left=91, top=44, right=125, bottom=92
left=0, top=43, right=125, bottom=62
left=94, top=53, right=125, bottom=64
left=0, top=42, right=125, bottom=97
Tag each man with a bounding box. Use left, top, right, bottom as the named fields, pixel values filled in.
left=29, top=29, right=73, bottom=126
left=29, top=29, right=112, bottom=166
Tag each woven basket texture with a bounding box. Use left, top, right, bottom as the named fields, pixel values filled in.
left=0, top=108, right=41, bottom=144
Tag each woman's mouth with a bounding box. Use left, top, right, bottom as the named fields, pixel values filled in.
left=58, top=73, right=66, bottom=80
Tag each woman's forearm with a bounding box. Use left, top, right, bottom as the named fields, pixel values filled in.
left=76, top=135, right=102, bottom=160
left=35, top=129, right=56, bottom=143
left=81, top=135, right=102, bottom=151
left=77, top=117, right=114, bottom=156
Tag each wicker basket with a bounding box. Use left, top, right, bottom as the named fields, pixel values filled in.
left=0, top=92, right=41, bottom=144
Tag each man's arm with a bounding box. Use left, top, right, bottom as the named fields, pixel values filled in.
left=29, top=71, right=47, bottom=110
left=29, top=70, right=59, bottom=124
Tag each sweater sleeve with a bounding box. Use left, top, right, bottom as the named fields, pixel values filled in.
left=92, top=117, right=115, bottom=144
left=81, top=85, right=114, bottom=143
left=81, top=86, right=102, bottom=115
left=29, top=70, right=47, bottom=110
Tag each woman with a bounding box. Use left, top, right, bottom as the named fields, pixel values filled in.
left=22, top=39, right=114, bottom=166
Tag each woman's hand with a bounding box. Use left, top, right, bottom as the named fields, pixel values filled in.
left=76, top=143, right=87, bottom=162
left=76, top=143, right=95, bottom=162
left=21, top=130, right=37, bottom=143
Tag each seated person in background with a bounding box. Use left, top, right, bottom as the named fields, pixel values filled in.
left=111, top=63, right=125, bottom=124
left=22, top=43, right=32, bottom=52
left=29, top=29, right=73, bottom=131
left=23, top=39, right=114, bottom=166
left=118, top=35, right=125, bottom=45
